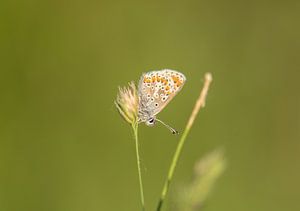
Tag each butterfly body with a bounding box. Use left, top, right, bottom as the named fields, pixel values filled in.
left=137, top=69, right=186, bottom=128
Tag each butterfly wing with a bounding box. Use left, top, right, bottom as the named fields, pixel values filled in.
left=138, top=69, right=186, bottom=117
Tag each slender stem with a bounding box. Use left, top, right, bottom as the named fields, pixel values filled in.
left=156, top=127, right=191, bottom=211
left=132, top=122, right=145, bottom=211
left=156, top=73, right=213, bottom=211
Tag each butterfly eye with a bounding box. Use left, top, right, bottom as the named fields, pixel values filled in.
left=146, top=117, right=156, bottom=126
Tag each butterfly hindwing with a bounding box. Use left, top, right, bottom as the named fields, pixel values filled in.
left=138, top=69, right=186, bottom=116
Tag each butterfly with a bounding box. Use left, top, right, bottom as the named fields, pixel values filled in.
left=137, top=69, right=186, bottom=134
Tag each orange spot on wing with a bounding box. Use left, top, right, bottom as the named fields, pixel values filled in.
left=172, top=76, right=179, bottom=83
left=152, top=76, right=156, bottom=82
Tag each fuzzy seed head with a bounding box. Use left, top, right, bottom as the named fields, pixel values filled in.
left=115, top=81, right=138, bottom=124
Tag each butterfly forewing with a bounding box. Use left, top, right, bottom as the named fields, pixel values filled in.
left=138, top=69, right=186, bottom=117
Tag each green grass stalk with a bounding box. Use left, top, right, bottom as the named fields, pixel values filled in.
left=132, top=122, right=145, bottom=211
left=156, top=73, right=213, bottom=211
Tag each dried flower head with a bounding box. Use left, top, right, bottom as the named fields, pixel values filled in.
left=115, top=81, right=139, bottom=125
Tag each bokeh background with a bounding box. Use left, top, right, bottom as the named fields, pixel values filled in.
left=1, top=0, right=299, bottom=210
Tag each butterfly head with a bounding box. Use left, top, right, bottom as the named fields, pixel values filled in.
left=145, top=116, right=156, bottom=127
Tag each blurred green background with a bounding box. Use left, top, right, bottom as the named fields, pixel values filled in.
left=0, top=0, right=299, bottom=210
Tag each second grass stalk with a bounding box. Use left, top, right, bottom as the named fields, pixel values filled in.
left=156, top=73, right=213, bottom=211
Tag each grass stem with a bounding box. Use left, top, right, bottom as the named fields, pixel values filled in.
left=132, top=122, right=145, bottom=211
left=156, top=73, right=213, bottom=211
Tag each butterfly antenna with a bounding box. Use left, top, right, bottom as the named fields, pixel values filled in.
left=156, top=119, right=179, bottom=135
